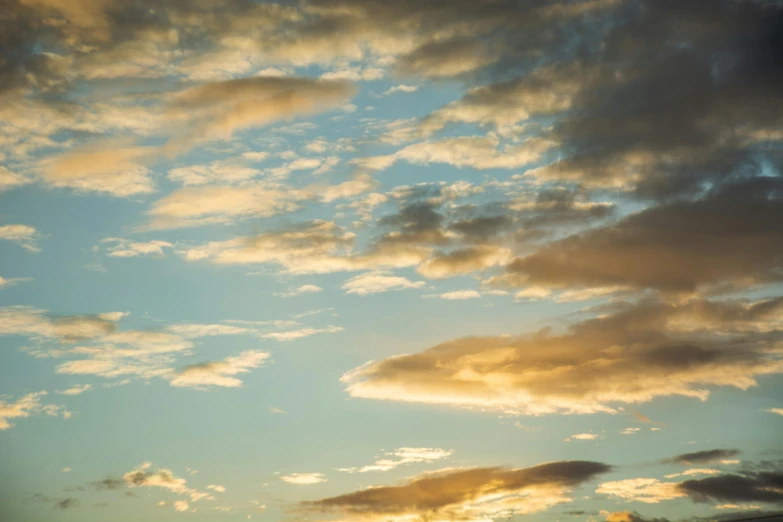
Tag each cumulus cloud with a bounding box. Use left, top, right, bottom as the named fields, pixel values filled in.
left=0, top=391, right=70, bottom=430
left=169, top=351, right=270, bottom=389
left=341, top=297, right=783, bottom=414
left=0, top=224, right=41, bottom=252
left=281, top=473, right=327, bottom=485
left=304, top=461, right=611, bottom=521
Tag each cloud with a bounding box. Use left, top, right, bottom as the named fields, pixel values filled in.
left=173, top=500, right=189, bottom=512
left=167, top=324, right=255, bottom=338
left=0, top=224, right=41, bottom=252
left=207, top=485, right=226, bottom=493
left=679, top=469, right=783, bottom=505
left=0, top=275, right=32, bottom=288
left=766, top=408, right=783, bottom=416
left=0, top=307, right=252, bottom=386
left=601, top=511, right=670, bottom=522
left=146, top=183, right=313, bottom=229
left=30, top=494, right=80, bottom=511
left=0, top=306, right=125, bottom=342
left=600, top=463, right=783, bottom=508
left=565, top=433, right=599, bottom=442
left=38, top=141, right=157, bottom=197
left=260, top=325, right=343, bottom=342
left=0, top=166, right=31, bottom=192
left=621, top=428, right=641, bottom=435
left=276, top=284, right=323, bottom=297
left=667, top=449, right=742, bottom=466
left=597, top=478, right=686, bottom=504
left=0, top=391, right=70, bottom=430
left=383, top=135, right=555, bottom=172
left=664, top=469, right=720, bottom=479
left=56, top=384, right=92, bottom=396
left=99, top=238, right=174, bottom=258
left=341, top=297, right=783, bottom=414
left=396, top=37, right=495, bottom=78
left=317, top=173, right=376, bottom=203
left=123, top=462, right=212, bottom=502
left=168, top=350, right=270, bottom=389
left=168, top=161, right=261, bottom=186
left=501, top=178, right=783, bottom=295
left=383, top=85, right=419, bottom=96
left=304, top=461, right=612, bottom=521
left=337, top=447, right=453, bottom=473
left=281, top=473, right=327, bottom=485
left=419, top=62, right=586, bottom=136
left=342, top=272, right=426, bottom=295
left=166, top=76, right=356, bottom=146
left=423, top=290, right=481, bottom=300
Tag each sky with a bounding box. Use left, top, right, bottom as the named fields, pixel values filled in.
left=1, top=1, right=783, bottom=521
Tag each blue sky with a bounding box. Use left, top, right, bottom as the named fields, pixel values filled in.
left=1, top=1, right=783, bottom=521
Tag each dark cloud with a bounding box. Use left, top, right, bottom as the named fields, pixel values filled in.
left=304, top=461, right=611, bottom=518
left=417, top=0, right=783, bottom=198
left=90, top=477, right=127, bottom=491
left=29, top=493, right=79, bottom=510
left=679, top=470, right=783, bottom=504
left=502, top=178, right=783, bottom=294
left=667, top=449, right=742, bottom=466
left=55, top=498, right=78, bottom=510
left=342, top=296, right=783, bottom=413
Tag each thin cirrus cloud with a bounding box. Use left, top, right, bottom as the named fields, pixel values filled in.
left=98, top=238, right=174, bottom=258
left=342, top=272, right=426, bottom=295
left=280, top=473, right=327, bottom=485
left=336, top=447, right=453, bottom=473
